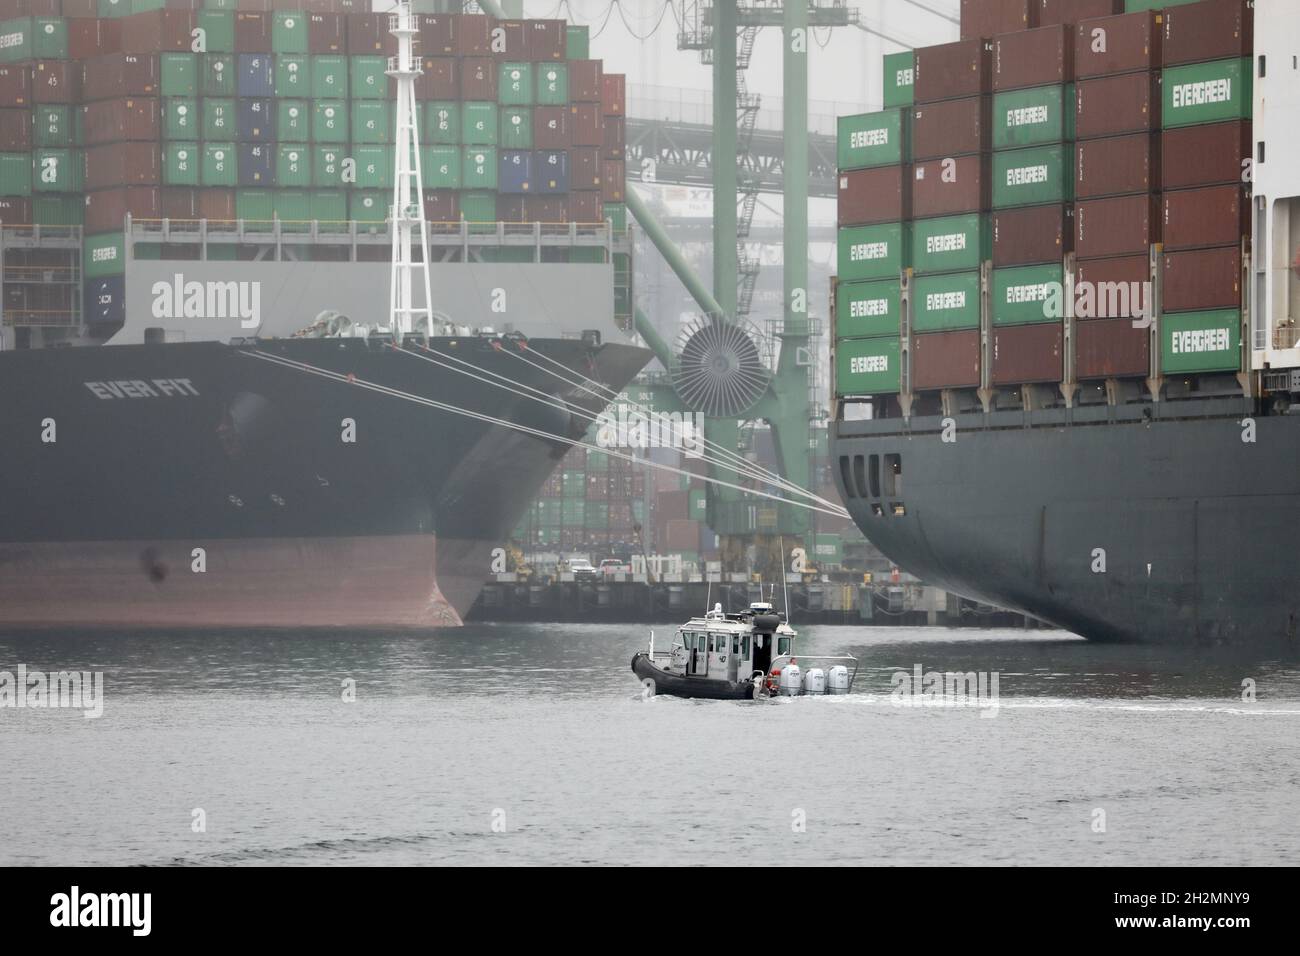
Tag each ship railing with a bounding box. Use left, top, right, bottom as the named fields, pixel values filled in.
left=1273, top=323, right=1300, bottom=351
left=0, top=309, right=79, bottom=328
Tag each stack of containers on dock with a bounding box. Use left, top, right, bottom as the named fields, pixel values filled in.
left=1071, top=6, right=1163, bottom=379
left=0, top=7, right=627, bottom=332
left=989, top=20, right=1074, bottom=385
left=1156, top=0, right=1252, bottom=377
left=518, top=443, right=646, bottom=555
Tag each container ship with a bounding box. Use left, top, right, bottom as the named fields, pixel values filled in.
left=0, top=2, right=648, bottom=628
left=830, top=0, right=1300, bottom=644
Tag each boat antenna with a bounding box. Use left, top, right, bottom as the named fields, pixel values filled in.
left=705, top=578, right=711, bottom=615
left=780, top=535, right=791, bottom=622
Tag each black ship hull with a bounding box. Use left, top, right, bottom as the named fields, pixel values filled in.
left=831, top=398, right=1300, bottom=645
left=0, top=336, right=649, bottom=629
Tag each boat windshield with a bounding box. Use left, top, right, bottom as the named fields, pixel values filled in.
left=777, top=636, right=791, bottom=656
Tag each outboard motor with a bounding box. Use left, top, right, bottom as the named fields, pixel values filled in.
left=827, top=665, right=850, bottom=695
left=804, top=668, right=826, bottom=695
left=778, top=663, right=803, bottom=696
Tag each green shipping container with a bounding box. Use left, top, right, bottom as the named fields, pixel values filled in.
left=992, top=144, right=1073, bottom=208
left=163, top=98, right=198, bottom=140
left=350, top=56, right=388, bottom=100
left=498, top=62, right=533, bottom=105
left=235, top=189, right=274, bottom=231
left=1162, top=309, right=1241, bottom=374
left=813, top=534, right=843, bottom=567
left=312, top=189, right=348, bottom=230
left=201, top=54, right=235, bottom=96
left=993, top=263, right=1065, bottom=326
left=160, top=53, right=197, bottom=97
left=837, top=222, right=910, bottom=282
left=350, top=191, right=387, bottom=225
left=195, top=11, right=235, bottom=53
left=913, top=270, right=981, bottom=331
left=84, top=232, right=126, bottom=277
left=837, top=110, right=909, bottom=170
left=203, top=98, right=235, bottom=139
left=163, top=142, right=200, bottom=186
left=312, top=145, right=344, bottom=187
left=992, top=84, right=1074, bottom=149
left=353, top=145, right=392, bottom=189
left=274, top=55, right=311, bottom=97
left=604, top=202, right=627, bottom=232
left=97, top=0, right=130, bottom=17
left=276, top=99, right=308, bottom=140
left=499, top=106, right=531, bottom=149
left=461, top=190, right=496, bottom=224
left=585, top=502, right=609, bottom=527
left=426, top=101, right=460, bottom=144
left=461, top=147, right=497, bottom=190
left=34, top=106, right=73, bottom=147
left=535, top=64, right=568, bottom=105
left=688, top=489, right=707, bottom=521
left=0, top=18, right=68, bottom=63
left=272, top=189, right=311, bottom=231
left=1162, top=58, right=1252, bottom=129
left=33, top=148, right=81, bottom=192
left=883, top=51, right=915, bottom=108
left=276, top=144, right=311, bottom=188
left=422, top=145, right=460, bottom=189
left=312, top=100, right=347, bottom=142
left=835, top=278, right=901, bottom=339
left=911, top=213, right=989, bottom=275
left=311, top=55, right=348, bottom=98
left=461, top=102, right=497, bottom=145
left=1125, top=0, right=1207, bottom=9
left=33, top=194, right=82, bottom=226
left=566, top=25, right=589, bottom=59
left=202, top=142, right=238, bottom=187
left=836, top=336, right=902, bottom=395
left=351, top=101, right=390, bottom=143
left=271, top=12, right=308, bottom=54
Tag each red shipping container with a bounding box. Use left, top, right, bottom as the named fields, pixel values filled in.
left=992, top=202, right=1073, bottom=265
left=600, top=74, right=625, bottom=116
left=196, top=188, right=235, bottom=221
left=456, top=14, right=491, bottom=56
left=568, top=60, right=602, bottom=102
left=601, top=113, right=624, bottom=160
left=992, top=323, right=1063, bottom=384
left=346, top=13, right=393, bottom=55
left=1162, top=184, right=1249, bottom=252
left=1074, top=132, right=1158, bottom=198
left=68, top=19, right=122, bottom=60
left=460, top=58, right=496, bottom=100
left=307, top=13, right=345, bottom=54
left=914, top=329, right=982, bottom=389
left=961, top=0, right=1036, bottom=39
left=1162, top=246, right=1241, bottom=312
left=911, top=155, right=988, bottom=217
left=1075, top=194, right=1160, bottom=258
left=601, top=160, right=625, bottom=203
left=234, top=13, right=271, bottom=53
left=1075, top=72, right=1159, bottom=138
left=236, top=0, right=271, bottom=9
left=1075, top=317, right=1149, bottom=378
left=31, top=61, right=80, bottom=105
left=838, top=165, right=911, bottom=225
left=533, top=105, right=569, bottom=150
left=1162, top=119, right=1252, bottom=189
left=1036, top=0, right=1121, bottom=27
left=61, top=0, right=99, bottom=11
left=568, top=190, right=602, bottom=224
left=524, top=196, right=567, bottom=223
left=160, top=186, right=195, bottom=221
left=0, top=196, right=31, bottom=225
left=417, top=58, right=458, bottom=99
left=569, top=147, right=601, bottom=190
left=489, top=19, right=527, bottom=59
left=0, top=66, right=30, bottom=108
left=119, top=10, right=194, bottom=54
left=82, top=55, right=158, bottom=102
left=526, top=19, right=566, bottom=61
left=1074, top=10, right=1161, bottom=78
left=914, top=38, right=993, bottom=103
left=423, top=189, right=459, bottom=223
left=82, top=97, right=160, bottom=144
left=0, top=109, right=30, bottom=151
left=1074, top=254, right=1151, bottom=319
left=418, top=15, right=456, bottom=56
left=496, top=194, right=525, bottom=222
left=84, top=142, right=161, bottom=191
left=1162, top=0, right=1252, bottom=66
left=16, top=0, right=65, bottom=13
left=911, top=96, right=989, bottom=160
left=85, top=187, right=161, bottom=234
left=568, top=102, right=602, bottom=148
left=994, top=25, right=1073, bottom=91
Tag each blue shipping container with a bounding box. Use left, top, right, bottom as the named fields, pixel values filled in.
left=85, top=275, right=125, bottom=324
left=237, top=98, right=273, bottom=142
left=238, top=143, right=274, bottom=186
left=237, top=54, right=274, bottom=98
left=498, top=149, right=532, bottom=194
left=532, top=149, right=568, bottom=194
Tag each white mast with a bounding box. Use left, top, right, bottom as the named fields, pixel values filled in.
left=386, top=1, right=433, bottom=343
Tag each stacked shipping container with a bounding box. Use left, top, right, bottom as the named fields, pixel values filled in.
left=0, top=5, right=628, bottom=330
left=834, top=0, right=1253, bottom=401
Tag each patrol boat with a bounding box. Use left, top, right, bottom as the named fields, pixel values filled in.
left=630, top=602, right=858, bottom=700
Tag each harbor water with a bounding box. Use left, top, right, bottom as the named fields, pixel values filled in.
left=2, top=623, right=1298, bottom=866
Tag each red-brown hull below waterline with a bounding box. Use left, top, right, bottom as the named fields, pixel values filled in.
left=0, top=535, right=494, bottom=630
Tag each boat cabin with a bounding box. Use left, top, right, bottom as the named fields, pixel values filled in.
left=671, top=602, right=795, bottom=682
